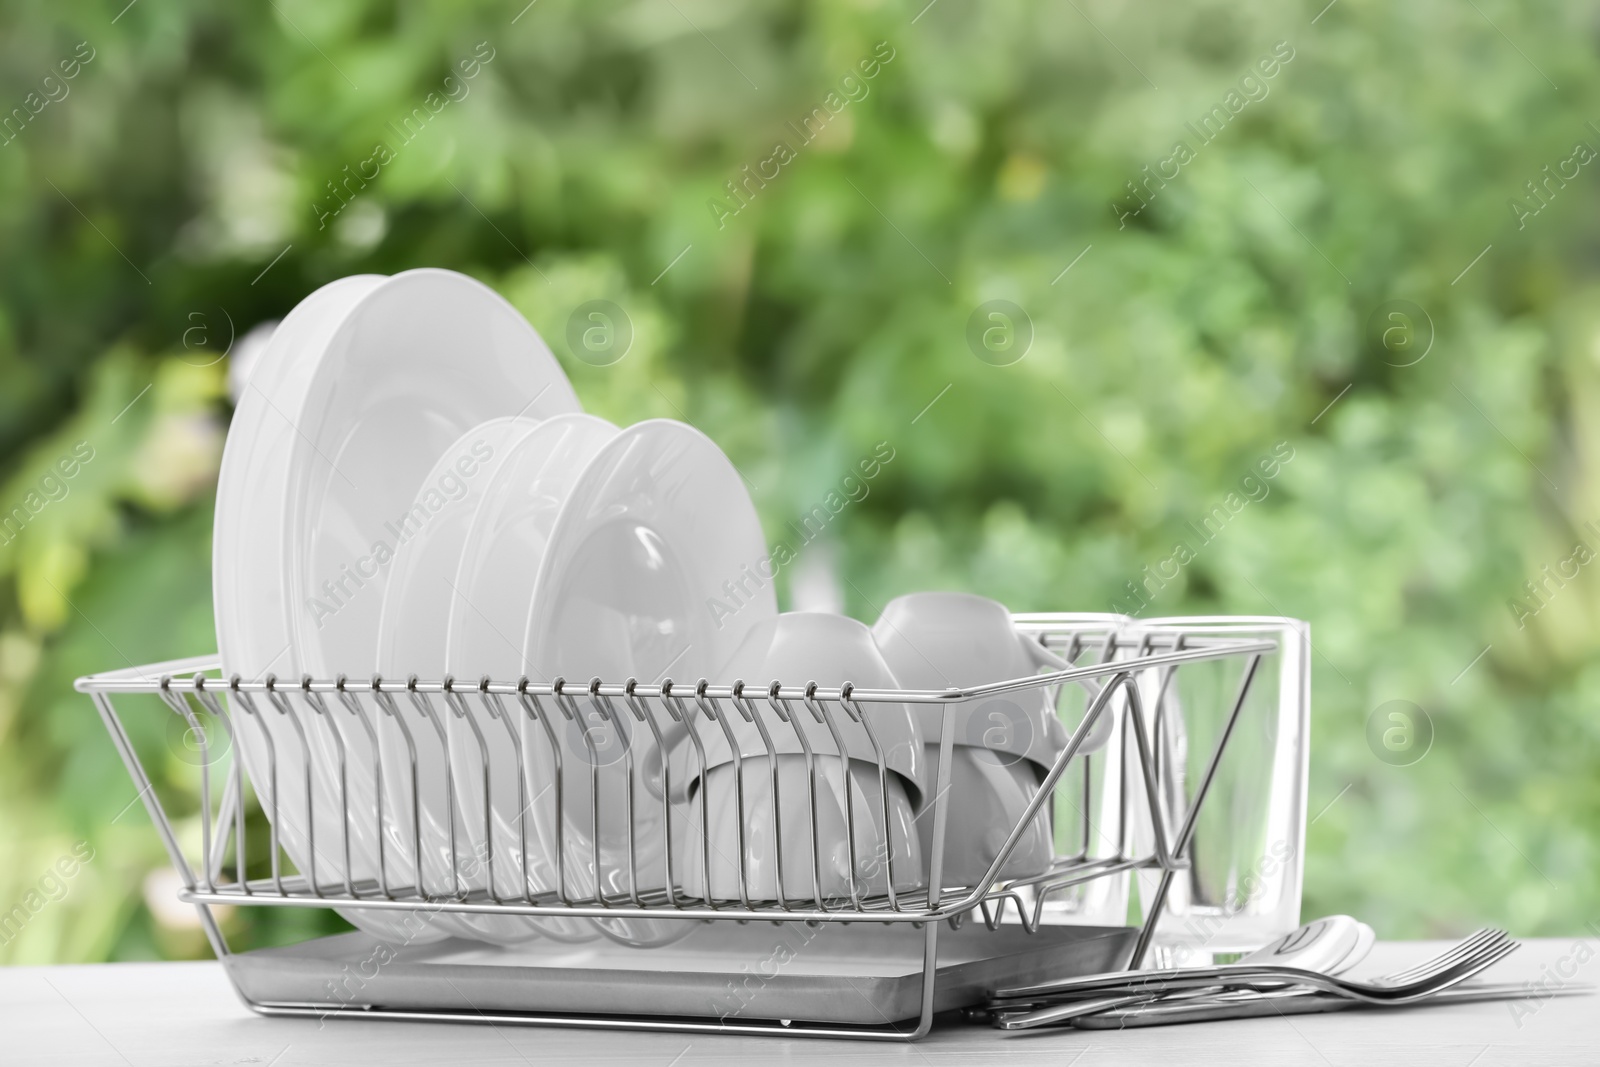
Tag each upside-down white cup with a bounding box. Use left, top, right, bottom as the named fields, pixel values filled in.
left=680, top=754, right=923, bottom=902
left=673, top=612, right=926, bottom=901
left=871, top=592, right=1079, bottom=889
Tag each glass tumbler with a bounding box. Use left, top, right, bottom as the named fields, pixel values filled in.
left=1128, top=617, right=1310, bottom=962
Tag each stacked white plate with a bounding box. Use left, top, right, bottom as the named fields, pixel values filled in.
left=215, top=270, right=1075, bottom=948
left=214, top=269, right=777, bottom=947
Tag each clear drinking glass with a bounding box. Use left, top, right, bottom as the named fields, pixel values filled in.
left=1129, top=617, right=1310, bottom=962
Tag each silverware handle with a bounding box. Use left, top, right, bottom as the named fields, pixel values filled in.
left=995, top=993, right=1156, bottom=1030
left=1070, top=982, right=1595, bottom=1030
left=1073, top=990, right=1355, bottom=1029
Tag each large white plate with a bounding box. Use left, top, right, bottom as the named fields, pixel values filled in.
left=215, top=275, right=383, bottom=682
left=286, top=268, right=579, bottom=681
left=522, top=419, right=777, bottom=942
left=224, top=269, right=578, bottom=942
left=214, top=275, right=439, bottom=941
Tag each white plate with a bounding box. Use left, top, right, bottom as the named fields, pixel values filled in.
left=283, top=269, right=578, bottom=903
left=214, top=275, right=438, bottom=942
left=215, top=275, right=383, bottom=682
left=373, top=416, right=566, bottom=944
left=224, top=269, right=578, bottom=942
left=522, top=419, right=777, bottom=942
left=441, top=412, right=621, bottom=944
left=286, top=268, right=579, bottom=681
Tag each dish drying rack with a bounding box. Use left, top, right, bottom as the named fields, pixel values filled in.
left=77, top=616, right=1277, bottom=1041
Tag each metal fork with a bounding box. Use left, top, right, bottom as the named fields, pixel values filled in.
left=987, top=930, right=1516, bottom=1030
left=993, top=927, right=1505, bottom=1002
left=1072, top=976, right=1592, bottom=1030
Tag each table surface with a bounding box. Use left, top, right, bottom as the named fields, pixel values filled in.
left=1, top=939, right=1592, bottom=1066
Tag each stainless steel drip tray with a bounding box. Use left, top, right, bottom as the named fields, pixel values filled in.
left=227, top=921, right=1136, bottom=1025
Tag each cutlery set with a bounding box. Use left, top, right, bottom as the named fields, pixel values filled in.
left=981, top=925, right=1549, bottom=1030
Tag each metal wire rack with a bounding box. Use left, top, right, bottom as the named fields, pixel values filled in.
left=78, top=616, right=1276, bottom=1041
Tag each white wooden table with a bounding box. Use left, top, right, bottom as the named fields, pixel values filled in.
left=2, top=940, right=1590, bottom=1066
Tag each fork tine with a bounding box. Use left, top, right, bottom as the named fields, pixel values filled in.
left=1368, top=935, right=1516, bottom=999
left=1157, top=933, right=1517, bottom=1004
left=1049, top=943, right=1529, bottom=1027
left=1385, top=938, right=1521, bottom=1003
left=1418, top=930, right=1509, bottom=979
left=1374, top=928, right=1504, bottom=986
left=1221, top=937, right=1519, bottom=1005
left=1440, top=938, right=1519, bottom=985
left=1380, top=928, right=1495, bottom=979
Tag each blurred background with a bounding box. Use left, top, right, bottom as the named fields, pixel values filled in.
left=2, top=0, right=1597, bottom=964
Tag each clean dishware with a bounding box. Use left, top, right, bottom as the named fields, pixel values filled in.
left=672, top=612, right=926, bottom=788
left=286, top=268, right=579, bottom=682
left=446, top=414, right=619, bottom=682
left=1341, top=916, right=1377, bottom=973
left=442, top=412, right=619, bottom=944
left=1128, top=616, right=1311, bottom=960
left=522, top=418, right=776, bottom=687
left=675, top=612, right=926, bottom=901
left=82, top=614, right=1275, bottom=1039
left=215, top=275, right=384, bottom=682
left=218, top=269, right=580, bottom=942
left=285, top=269, right=577, bottom=934
left=214, top=274, right=437, bottom=943
left=1064, top=931, right=1519, bottom=1027
left=684, top=753, right=923, bottom=903
left=871, top=593, right=1071, bottom=761
left=996, top=924, right=1498, bottom=1003
left=871, top=592, right=1068, bottom=888
left=522, top=419, right=777, bottom=928
left=373, top=416, right=593, bottom=945
left=1243, top=913, right=1371, bottom=974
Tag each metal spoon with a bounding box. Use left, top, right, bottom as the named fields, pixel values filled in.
left=1239, top=914, right=1367, bottom=974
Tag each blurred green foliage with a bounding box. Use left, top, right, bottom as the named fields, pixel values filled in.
left=2, top=0, right=1598, bottom=963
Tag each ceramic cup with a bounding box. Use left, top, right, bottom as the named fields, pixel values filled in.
left=871, top=592, right=1078, bottom=888
left=680, top=754, right=922, bottom=902
left=673, top=612, right=926, bottom=901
